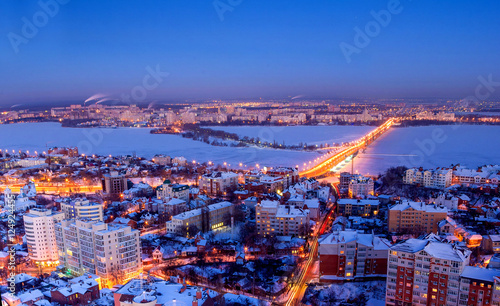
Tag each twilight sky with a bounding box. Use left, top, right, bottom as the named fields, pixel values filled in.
left=1, top=0, right=500, bottom=106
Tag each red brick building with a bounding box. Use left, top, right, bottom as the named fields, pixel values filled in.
left=459, top=266, right=500, bottom=306
left=51, top=278, right=99, bottom=306
left=385, top=235, right=471, bottom=306
left=318, top=230, right=391, bottom=282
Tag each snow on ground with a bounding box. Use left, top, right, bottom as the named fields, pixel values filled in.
left=0, top=122, right=319, bottom=167
left=206, top=125, right=375, bottom=146
left=304, top=280, right=386, bottom=306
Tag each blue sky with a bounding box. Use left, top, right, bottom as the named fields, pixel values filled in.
left=1, top=0, right=500, bottom=105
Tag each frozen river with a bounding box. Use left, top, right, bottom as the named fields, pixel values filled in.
left=0, top=123, right=498, bottom=175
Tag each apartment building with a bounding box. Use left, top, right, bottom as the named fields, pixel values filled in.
left=452, top=165, right=500, bottom=186
left=388, top=201, right=448, bottom=234
left=61, top=198, right=104, bottom=221
left=23, top=208, right=64, bottom=264
left=459, top=266, right=500, bottom=306
left=156, top=179, right=189, bottom=202
left=101, top=171, right=128, bottom=195
left=348, top=175, right=374, bottom=197
left=166, top=201, right=232, bottom=234
left=337, top=199, right=380, bottom=217
left=199, top=171, right=238, bottom=195
left=340, top=172, right=354, bottom=190
left=385, top=237, right=471, bottom=306
left=404, top=167, right=453, bottom=189
left=255, top=200, right=310, bottom=236
left=318, top=230, right=391, bottom=282
left=55, top=219, right=142, bottom=287
left=266, top=167, right=299, bottom=190
left=482, top=235, right=500, bottom=254
left=259, top=175, right=284, bottom=193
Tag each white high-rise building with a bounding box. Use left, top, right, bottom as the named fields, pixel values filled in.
left=55, top=219, right=142, bottom=287
left=61, top=198, right=104, bottom=221
left=23, top=208, right=64, bottom=264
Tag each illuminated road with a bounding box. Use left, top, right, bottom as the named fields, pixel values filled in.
left=0, top=183, right=102, bottom=194
left=285, top=199, right=337, bottom=306
left=299, top=118, right=394, bottom=178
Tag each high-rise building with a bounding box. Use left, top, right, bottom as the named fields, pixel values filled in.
left=23, top=209, right=64, bottom=264
left=385, top=237, right=471, bottom=306
left=101, top=171, right=128, bottom=195
left=61, top=198, right=104, bottom=221
left=319, top=230, right=391, bottom=282
left=55, top=219, right=142, bottom=287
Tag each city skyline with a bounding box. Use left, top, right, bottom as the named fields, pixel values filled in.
left=2, top=0, right=500, bottom=105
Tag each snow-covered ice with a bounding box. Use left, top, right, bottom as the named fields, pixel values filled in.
left=1, top=123, right=498, bottom=174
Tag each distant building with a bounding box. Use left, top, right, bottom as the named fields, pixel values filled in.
left=348, top=175, right=374, bottom=197
left=452, top=164, right=500, bottom=186
left=166, top=201, right=232, bottom=234
left=266, top=167, right=299, bottom=190
left=152, top=154, right=171, bottom=165
left=339, top=172, right=353, bottom=190
left=172, top=156, right=187, bottom=166
left=48, top=146, right=79, bottom=157
left=388, top=201, right=448, bottom=234
left=102, top=171, right=128, bottom=195
left=23, top=208, right=64, bottom=264
left=404, top=167, right=452, bottom=188
left=199, top=171, right=238, bottom=195
left=156, top=179, right=189, bottom=202
left=337, top=199, right=380, bottom=217
left=61, top=198, right=104, bottom=221
left=319, top=230, right=391, bottom=282
left=259, top=175, right=284, bottom=193
left=255, top=200, right=310, bottom=236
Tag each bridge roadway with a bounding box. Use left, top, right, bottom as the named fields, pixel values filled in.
left=299, top=118, right=394, bottom=178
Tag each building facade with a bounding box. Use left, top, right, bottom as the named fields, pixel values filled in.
left=404, top=167, right=453, bottom=189
left=102, top=171, right=128, bottom=195
left=255, top=200, right=310, bottom=236
left=348, top=175, right=374, bottom=197
left=319, top=230, right=390, bottom=282
left=337, top=199, right=380, bottom=217
left=386, top=238, right=471, bottom=306
left=23, top=208, right=64, bottom=264
left=61, top=198, right=104, bottom=221
left=199, top=172, right=238, bottom=195
left=166, top=201, right=232, bottom=234
left=55, top=219, right=142, bottom=287
left=156, top=179, right=189, bottom=202
left=388, top=201, right=448, bottom=234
